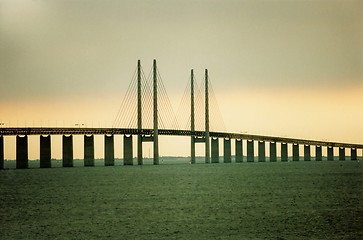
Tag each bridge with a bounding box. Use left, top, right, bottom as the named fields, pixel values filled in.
left=1, top=60, right=362, bottom=169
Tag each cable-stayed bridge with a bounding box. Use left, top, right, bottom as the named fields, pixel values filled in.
left=1, top=60, right=362, bottom=169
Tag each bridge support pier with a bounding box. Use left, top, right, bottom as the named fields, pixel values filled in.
left=235, top=139, right=243, bottom=163
left=270, top=142, right=277, bottom=162
left=281, top=143, right=288, bottom=162
left=293, top=144, right=299, bottom=161
left=191, top=136, right=195, bottom=164
left=84, top=135, right=94, bottom=167
left=104, top=135, right=115, bottom=166
left=328, top=146, right=334, bottom=161
left=224, top=138, right=231, bottom=163
left=204, top=131, right=210, bottom=164
left=62, top=135, right=73, bottom=167
left=315, top=146, right=322, bottom=161
left=137, top=135, right=143, bottom=165
left=211, top=138, right=219, bottom=163
left=16, top=135, right=28, bottom=169
left=339, top=147, right=345, bottom=161
left=258, top=141, right=266, bottom=162
left=0, top=136, right=4, bottom=169
left=40, top=135, right=51, bottom=168
left=351, top=148, right=357, bottom=161
left=124, top=135, right=133, bottom=165
left=304, top=145, right=311, bottom=161
left=247, top=140, right=254, bottom=162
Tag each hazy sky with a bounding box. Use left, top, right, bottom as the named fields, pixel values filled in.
left=0, top=0, right=362, bottom=159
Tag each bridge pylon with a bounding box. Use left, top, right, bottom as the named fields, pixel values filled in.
left=190, top=69, right=196, bottom=164
left=205, top=69, right=210, bottom=163
left=190, top=69, right=210, bottom=163
left=137, top=60, right=142, bottom=165
left=153, top=59, right=159, bottom=165
left=136, top=59, right=159, bottom=165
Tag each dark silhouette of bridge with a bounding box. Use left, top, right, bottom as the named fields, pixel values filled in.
left=0, top=60, right=362, bottom=169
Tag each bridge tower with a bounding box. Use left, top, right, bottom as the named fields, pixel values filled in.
left=205, top=69, right=210, bottom=163
left=153, top=59, right=159, bottom=165
left=136, top=59, right=159, bottom=165
left=190, top=69, right=211, bottom=163
left=190, top=69, right=196, bottom=164
left=137, top=60, right=143, bottom=165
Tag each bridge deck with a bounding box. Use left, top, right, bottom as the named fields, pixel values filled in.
left=0, top=127, right=362, bottom=149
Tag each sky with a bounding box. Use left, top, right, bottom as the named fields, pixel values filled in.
left=0, top=0, right=362, bottom=159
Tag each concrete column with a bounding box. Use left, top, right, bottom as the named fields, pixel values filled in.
left=62, top=135, right=73, bottom=167
left=235, top=139, right=243, bottom=163
left=293, top=144, right=299, bottom=161
left=315, top=146, right=322, bottom=161
left=124, top=135, right=133, bottom=165
left=0, top=136, right=4, bottom=170
left=211, top=138, right=219, bottom=163
left=191, top=137, right=195, bottom=164
left=247, top=140, right=254, bottom=162
left=351, top=148, right=357, bottom=161
left=205, top=137, right=210, bottom=164
left=327, top=146, right=334, bottom=161
left=104, top=135, right=115, bottom=166
left=281, top=143, right=288, bottom=162
left=258, top=141, right=266, bottom=162
left=223, top=138, right=231, bottom=163
left=16, top=135, right=28, bottom=169
left=84, top=135, right=94, bottom=167
left=339, top=147, right=345, bottom=161
left=40, top=135, right=51, bottom=168
left=304, top=145, right=311, bottom=161
left=269, top=142, right=277, bottom=162
left=137, top=135, right=143, bottom=165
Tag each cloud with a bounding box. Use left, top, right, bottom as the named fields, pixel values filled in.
left=0, top=0, right=362, bottom=103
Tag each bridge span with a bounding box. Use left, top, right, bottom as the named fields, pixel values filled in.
left=1, top=127, right=362, bottom=149
left=0, top=127, right=362, bottom=169
left=1, top=60, right=362, bottom=169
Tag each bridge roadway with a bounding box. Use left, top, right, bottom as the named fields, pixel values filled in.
left=1, top=127, right=362, bottom=149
